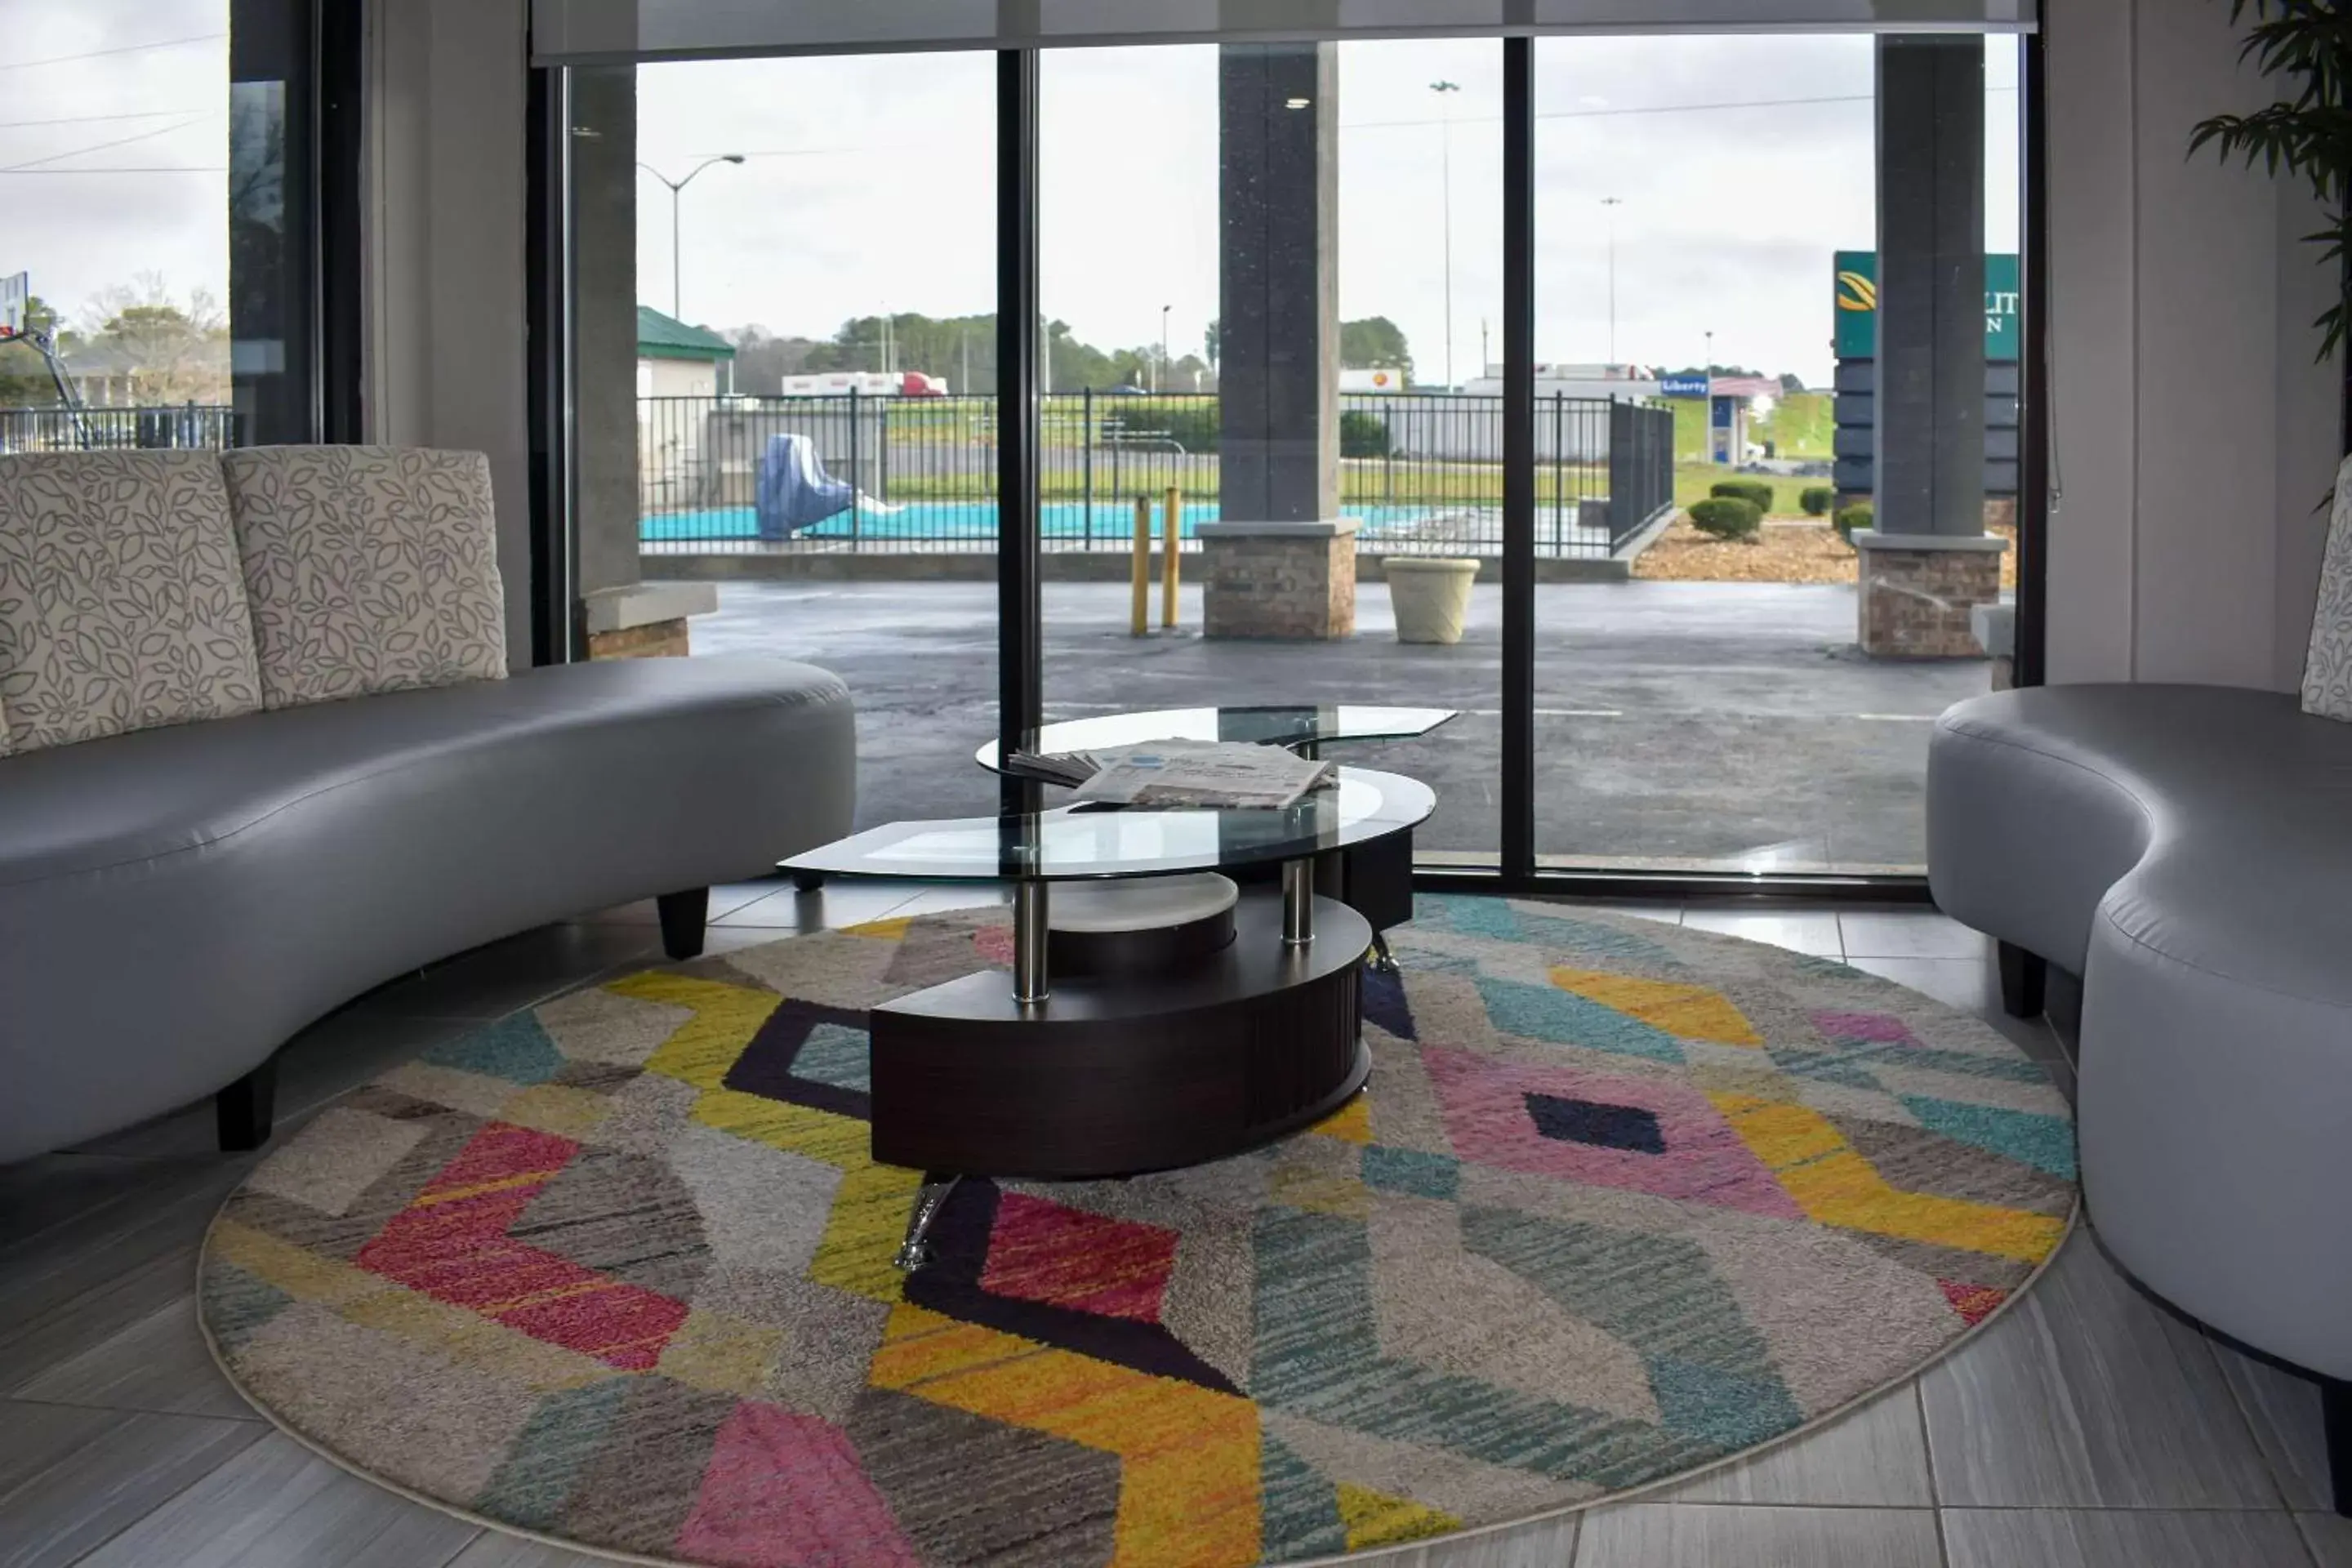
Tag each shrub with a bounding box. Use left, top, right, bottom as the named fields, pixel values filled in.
left=1709, top=478, right=1774, bottom=512
left=1833, top=501, right=1874, bottom=542
left=1800, top=485, right=1835, bottom=516
left=1339, top=409, right=1392, bottom=460
left=1687, top=497, right=1762, bottom=541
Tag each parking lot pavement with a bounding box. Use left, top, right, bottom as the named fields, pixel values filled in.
left=688, top=577, right=1991, bottom=870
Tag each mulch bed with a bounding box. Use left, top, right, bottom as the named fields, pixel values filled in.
left=1633, top=518, right=2020, bottom=591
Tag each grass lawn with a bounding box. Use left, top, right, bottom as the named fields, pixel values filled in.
left=1672, top=392, right=1833, bottom=463
left=885, top=457, right=1615, bottom=509
left=1674, top=465, right=1833, bottom=517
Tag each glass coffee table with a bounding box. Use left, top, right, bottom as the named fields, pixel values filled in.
left=976, top=705, right=1456, bottom=968
left=974, top=704, right=1456, bottom=772
left=782, top=767, right=1435, bottom=1267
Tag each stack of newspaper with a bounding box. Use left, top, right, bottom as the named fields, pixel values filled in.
left=1005, top=740, right=1336, bottom=809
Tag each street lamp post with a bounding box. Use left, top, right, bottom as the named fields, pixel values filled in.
left=1430, top=80, right=1460, bottom=388
left=637, top=154, right=746, bottom=321
left=1159, top=304, right=1171, bottom=394
left=1600, top=196, right=1624, bottom=366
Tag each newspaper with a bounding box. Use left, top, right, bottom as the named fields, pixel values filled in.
left=1007, top=740, right=1335, bottom=809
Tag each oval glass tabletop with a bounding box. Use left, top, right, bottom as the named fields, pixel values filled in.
left=974, top=705, right=1456, bottom=773
left=783, top=767, right=1436, bottom=884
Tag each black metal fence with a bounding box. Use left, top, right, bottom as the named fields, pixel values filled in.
left=637, top=390, right=1675, bottom=559
left=0, top=404, right=242, bottom=456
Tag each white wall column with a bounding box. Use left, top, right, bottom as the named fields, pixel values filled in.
left=2046, top=0, right=2341, bottom=691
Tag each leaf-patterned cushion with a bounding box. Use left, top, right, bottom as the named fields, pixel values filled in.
left=221, top=446, right=506, bottom=710
left=0, top=452, right=265, bottom=751
left=2304, top=455, right=2352, bottom=721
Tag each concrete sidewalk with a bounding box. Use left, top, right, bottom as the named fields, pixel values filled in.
left=686, top=579, right=1992, bottom=871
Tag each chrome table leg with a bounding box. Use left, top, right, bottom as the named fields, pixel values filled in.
left=1281, top=858, right=1314, bottom=947
left=1013, top=880, right=1049, bottom=1004
left=894, top=1175, right=962, bottom=1272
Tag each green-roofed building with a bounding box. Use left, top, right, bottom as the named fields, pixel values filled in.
left=636, top=305, right=737, bottom=399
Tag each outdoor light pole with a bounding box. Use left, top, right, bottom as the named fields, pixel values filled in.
left=637, top=154, right=746, bottom=320
left=1159, top=304, right=1171, bottom=394
left=1600, top=196, right=1624, bottom=365
left=1430, top=80, right=1461, bottom=388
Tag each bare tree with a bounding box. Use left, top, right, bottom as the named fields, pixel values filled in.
left=78, top=274, right=231, bottom=404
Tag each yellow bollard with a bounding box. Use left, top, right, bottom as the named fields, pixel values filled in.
left=1162, top=486, right=1182, bottom=630
left=1130, top=496, right=1152, bottom=636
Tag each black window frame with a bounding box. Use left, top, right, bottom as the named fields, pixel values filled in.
left=526, top=27, right=2048, bottom=905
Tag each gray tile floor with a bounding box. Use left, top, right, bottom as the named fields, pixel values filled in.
left=0, top=890, right=2336, bottom=1567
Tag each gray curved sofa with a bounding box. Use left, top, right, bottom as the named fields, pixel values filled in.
left=1928, top=683, right=2350, bottom=1505
left=0, top=448, right=854, bottom=1163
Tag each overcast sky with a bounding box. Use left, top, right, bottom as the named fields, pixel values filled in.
left=641, top=35, right=2020, bottom=388
left=0, top=6, right=2018, bottom=388
left=0, top=0, right=228, bottom=327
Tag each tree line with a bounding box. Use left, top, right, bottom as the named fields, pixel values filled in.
left=721, top=312, right=1415, bottom=396
left=0, top=277, right=231, bottom=408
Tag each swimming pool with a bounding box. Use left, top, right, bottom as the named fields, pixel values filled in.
left=638, top=497, right=1454, bottom=545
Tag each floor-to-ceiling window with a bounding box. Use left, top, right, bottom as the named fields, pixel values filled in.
left=1034, top=39, right=1503, bottom=862
left=0, top=0, right=331, bottom=452
left=1530, top=32, right=2024, bottom=875
left=575, top=49, right=1000, bottom=828
left=539, top=5, right=2038, bottom=891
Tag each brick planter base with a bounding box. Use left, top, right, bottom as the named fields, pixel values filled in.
left=1196, top=519, right=1359, bottom=640
left=1851, top=529, right=2009, bottom=659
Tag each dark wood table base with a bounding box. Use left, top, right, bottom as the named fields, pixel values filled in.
left=870, top=891, right=1371, bottom=1182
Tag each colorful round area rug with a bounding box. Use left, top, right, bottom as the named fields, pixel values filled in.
left=199, top=896, right=2076, bottom=1567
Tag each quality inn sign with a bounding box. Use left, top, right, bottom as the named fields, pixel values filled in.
left=1833, top=251, right=2020, bottom=361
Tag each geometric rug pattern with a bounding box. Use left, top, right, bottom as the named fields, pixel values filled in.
left=199, top=895, right=2075, bottom=1566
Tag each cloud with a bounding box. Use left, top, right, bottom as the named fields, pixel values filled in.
left=2, top=11, right=2024, bottom=391
left=0, top=0, right=229, bottom=323
left=644, top=33, right=2020, bottom=387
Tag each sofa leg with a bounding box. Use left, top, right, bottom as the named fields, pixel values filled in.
left=2325, top=1375, right=2351, bottom=1517
left=657, top=888, right=710, bottom=960
left=1998, top=941, right=2047, bottom=1019
left=792, top=871, right=825, bottom=893
left=217, top=1059, right=277, bottom=1152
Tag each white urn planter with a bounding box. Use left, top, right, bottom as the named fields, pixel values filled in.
left=1383, top=558, right=1481, bottom=644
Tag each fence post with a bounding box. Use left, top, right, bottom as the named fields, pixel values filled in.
left=1131, top=496, right=1152, bottom=636
left=1083, top=387, right=1094, bottom=545
left=847, top=389, right=862, bottom=546
left=1551, top=391, right=1563, bottom=557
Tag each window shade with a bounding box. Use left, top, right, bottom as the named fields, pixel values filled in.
left=530, top=0, right=2036, bottom=66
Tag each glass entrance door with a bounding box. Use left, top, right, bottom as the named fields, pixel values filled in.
left=1035, top=38, right=1504, bottom=862
left=1530, top=33, right=2024, bottom=875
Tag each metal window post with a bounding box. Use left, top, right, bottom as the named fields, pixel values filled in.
left=1501, top=37, right=1536, bottom=879
left=997, top=48, right=1044, bottom=819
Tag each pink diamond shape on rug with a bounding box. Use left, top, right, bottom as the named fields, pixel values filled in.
left=1423, top=1045, right=1804, bottom=1219
left=974, top=926, right=1016, bottom=967
left=676, top=1401, right=922, bottom=1568
left=1811, top=1009, right=1915, bottom=1043
left=980, top=1192, right=1181, bottom=1322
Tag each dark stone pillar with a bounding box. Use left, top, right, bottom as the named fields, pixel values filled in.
left=1858, top=35, right=2004, bottom=659
left=1216, top=42, right=1339, bottom=524
left=1873, top=35, right=1986, bottom=538
left=1203, top=42, right=1353, bottom=638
